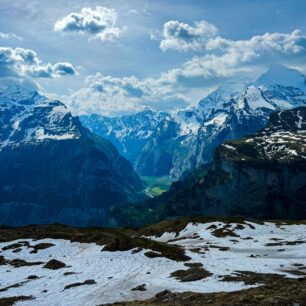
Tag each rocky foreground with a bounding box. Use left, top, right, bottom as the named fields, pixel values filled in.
left=0, top=218, right=305, bottom=305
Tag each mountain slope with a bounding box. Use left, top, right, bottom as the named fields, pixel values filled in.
left=111, top=107, right=306, bottom=226
left=81, top=110, right=181, bottom=176
left=0, top=85, right=143, bottom=226
left=81, top=65, right=306, bottom=179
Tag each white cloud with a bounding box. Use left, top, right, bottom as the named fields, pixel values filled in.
left=54, top=6, right=121, bottom=41
left=160, top=19, right=306, bottom=58
left=0, top=46, right=77, bottom=78
left=65, top=73, right=189, bottom=115
left=65, top=26, right=306, bottom=116
left=205, top=30, right=305, bottom=56
left=0, top=32, right=23, bottom=41
left=0, top=76, right=39, bottom=92
left=160, top=20, right=218, bottom=52
left=158, top=23, right=306, bottom=86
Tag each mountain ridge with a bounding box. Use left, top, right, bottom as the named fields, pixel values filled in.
left=110, top=106, right=306, bottom=227
left=81, top=65, right=306, bottom=179
left=0, top=86, right=144, bottom=226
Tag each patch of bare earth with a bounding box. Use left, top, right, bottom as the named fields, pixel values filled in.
left=131, top=284, right=147, bottom=291
left=220, top=271, right=285, bottom=285
left=0, top=256, right=43, bottom=268
left=170, top=263, right=212, bottom=282
left=0, top=224, right=189, bottom=262
left=64, top=279, right=96, bottom=290
left=1, top=241, right=55, bottom=254
left=0, top=296, right=33, bottom=306
left=103, top=277, right=306, bottom=306
left=0, top=282, right=26, bottom=293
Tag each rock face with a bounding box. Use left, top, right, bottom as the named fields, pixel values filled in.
left=0, top=85, right=143, bottom=226
left=81, top=110, right=180, bottom=177
left=111, top=107, right=306, bottom=226
left=81, top=65, right=306, bottom=179
left=164, top=107, right=306, bottom=220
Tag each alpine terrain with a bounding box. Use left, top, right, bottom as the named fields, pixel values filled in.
left=111, top=106, right=306, bottom=226
left=0, top=85, right=143, bottom=226
left=81, top=65, right=306, bottom=179
left=0, top=219, right=305, bottom=305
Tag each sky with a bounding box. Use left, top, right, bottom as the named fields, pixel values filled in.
left=1, top=0, right=306, bottom=116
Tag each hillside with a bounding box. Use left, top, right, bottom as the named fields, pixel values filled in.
left=110, top=107, right=306, bottom=226
left=0, top=218, right=305, bottom=305
left=81, top=65, right=306, bottom=179
left=0, top=85, right=144, bottom=226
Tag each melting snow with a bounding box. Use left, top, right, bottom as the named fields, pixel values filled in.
left=297, top=111, right=304, bottom=129
left=204, top=113, right=228, bottom=127
left=0, top=221, right=305, bottom=305
left=223, top=144, right=236, bottom=151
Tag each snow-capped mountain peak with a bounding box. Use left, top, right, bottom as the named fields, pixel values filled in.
left=256, top=64, right=306, bottom=90
left=0, top=84, right=42, bottom=106
left=81, top=65, right=306, bottom=179
left=0, top=85, right=81, bottom=149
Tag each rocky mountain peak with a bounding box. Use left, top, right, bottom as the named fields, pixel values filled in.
left=220, top=107, right=306, bottom=162
left=0, top=85, right=81, bottom=149
left=268, top=106, right=306, bottom=132
left=81, top=65, right=306, bottom=179
left=0, top=87, right=144, bottom=226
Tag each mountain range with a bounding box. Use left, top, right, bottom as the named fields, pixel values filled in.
left=0, top=65, right=306, bottom=227
left=0, top=85, right=143, bottom=226
left=81, top=65, right=306, bottom=179
left=111, top=106, right=306, bottom=226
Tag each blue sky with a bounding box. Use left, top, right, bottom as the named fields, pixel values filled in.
left=1, top=0, right=306, bottom=115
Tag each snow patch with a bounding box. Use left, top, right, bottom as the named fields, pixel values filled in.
left=0, top=221, right=304, bottom=305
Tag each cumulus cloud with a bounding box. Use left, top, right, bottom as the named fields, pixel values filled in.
left=157, top=20, right=306, bottom=86
left=162, top=30, right=306, bottom=86
left=206, top=30, right=306, bottom=55
left=160, top=19, right=306, bottom=56
left=65, top=25, right=306, bottom=115
left=160, top=20, right=218, bottom=52
left=66, top=73, right=189, bottom=115
left=0, top=32, right=23, bottom=41
left=29, top=62, right=77, bottom=78
left=54, top=6, right=121, bottom=41
left=0, top=46, right=77, bottom=78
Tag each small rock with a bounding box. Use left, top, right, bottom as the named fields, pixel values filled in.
left=43, top=259, right=66, bottom=270
left=64, top=279, right=96, bottom=290
left=63, top=272, right=76, bottom=276
left=27, top=275, right=39, bottom=280
left=131, top=284, right=147, bottom=291
left=131, top=248, right=143, bottom=254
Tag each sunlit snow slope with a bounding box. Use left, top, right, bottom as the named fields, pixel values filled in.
left=0, top=221, right=305, bottom=305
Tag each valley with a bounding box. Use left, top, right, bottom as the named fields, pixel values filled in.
left=109, top=106, right=306, bottom=227
left=81, top=65, right=306, bottom=180
left=141, top=176, right=174, bottom=197
left=0, top=86, right=144, bottom=227
left=1, top=66, right=306, bottom=228
left=1, top=2, right=306, bottom=305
